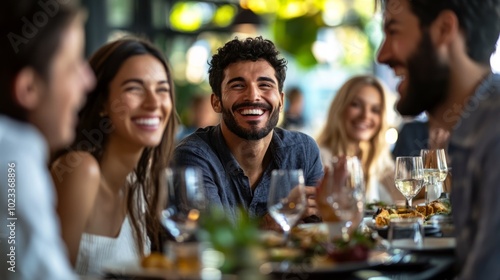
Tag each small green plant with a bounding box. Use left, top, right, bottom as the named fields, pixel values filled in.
left=198, top=207, right=262, bottom=274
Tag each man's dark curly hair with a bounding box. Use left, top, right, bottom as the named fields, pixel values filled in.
left=208, top=36, right=287, bottom=99
left=378, top=0, right=500, bottom=65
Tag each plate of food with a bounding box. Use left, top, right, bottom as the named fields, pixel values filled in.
left=261, top=229, right=381, bottom=275
left=260, top=249, right=388, bottom=276
left=366, top=200, right=451, bottom=238
left=365, top=201, right=389, bottom=216
left=373, top=201, right=450, bottom=226
left=262, top=230, right=382, bottom=276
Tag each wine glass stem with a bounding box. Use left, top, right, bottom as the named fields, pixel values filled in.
left=408, top=198, right=412, bottom=208
left=283, top=229, right=292, bottom=247
left=342, top=226, right=349, bottom=241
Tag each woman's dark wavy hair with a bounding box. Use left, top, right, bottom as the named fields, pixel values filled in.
left=72, top=36, right=178, bottom=254
left=208, top=36, right=287, bottom=99
left=379, top=0, right=500, bottom=65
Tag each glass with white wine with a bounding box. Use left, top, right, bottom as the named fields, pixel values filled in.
left=394, top=156, right=424, bottom=208
left=420, top=149, right=448, bottom=203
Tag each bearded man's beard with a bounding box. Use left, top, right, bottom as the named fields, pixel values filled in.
left=221, top=102, right=280, bottom=140
left=397, top=31, right=450, bottom=116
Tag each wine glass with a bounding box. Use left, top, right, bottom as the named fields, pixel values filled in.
left=267, top=169, right=307, bottom=245
left=160, top=167, right=206, bottom=243
left=420, top=149, right=448, bottom=204
left=326, top=156, right=365, bottom=240
left=394, top=156, right=424, bottom=208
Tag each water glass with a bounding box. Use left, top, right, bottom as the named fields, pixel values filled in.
left=164, top=241, right=203, bottom=275
left=160, top=167, right=206, bottom=243
left=420, top=149, right=448, bottom=204
left=267, top=169, right=307, bottom=245
left=428, top=215, right=454, bottom=237
left=388, top=217, right=424, bottom=249
left=324, top=156, right=365, bottom=240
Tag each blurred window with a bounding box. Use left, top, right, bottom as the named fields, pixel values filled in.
left=106, top=0, right=134, bottom=27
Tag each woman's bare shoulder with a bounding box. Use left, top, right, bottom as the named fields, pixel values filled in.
left=51, top=151, right=101, bottom=186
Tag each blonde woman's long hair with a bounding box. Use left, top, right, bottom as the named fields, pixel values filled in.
left=316, top=75, right=393, bottom=195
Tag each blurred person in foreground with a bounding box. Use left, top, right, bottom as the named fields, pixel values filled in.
left=377, top=0, right=500, bottom=278
left=316, top=75, right=403, bottom=204
left=0, top=1, right=95, bottom=279
left=172, top=37, right=324, bottom=230
left=50, top=37, right=178, bottom=276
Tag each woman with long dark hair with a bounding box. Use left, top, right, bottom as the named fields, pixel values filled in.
left=51, top=37, right=177, bottom=276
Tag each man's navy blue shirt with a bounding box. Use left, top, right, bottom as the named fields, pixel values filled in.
left=172, top=125, right=324, bottom=223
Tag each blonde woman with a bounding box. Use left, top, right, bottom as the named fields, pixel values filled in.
left=316, top=75, right=402, bottom=203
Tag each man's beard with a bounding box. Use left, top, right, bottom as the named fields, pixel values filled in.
left=221, top=101, right=280, bottom=140
left=397, top=31, right=450, bottom=116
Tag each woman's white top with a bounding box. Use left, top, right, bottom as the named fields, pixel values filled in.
left=75, top=216, right=150, bottom=276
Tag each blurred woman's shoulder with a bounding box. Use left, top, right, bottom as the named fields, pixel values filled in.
left=51, top=151, right=101, bottom=187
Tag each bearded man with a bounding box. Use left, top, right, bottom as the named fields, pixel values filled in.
left=377, top=0, right=500, bottom=279
left=172, top=37, right=323, bottom=229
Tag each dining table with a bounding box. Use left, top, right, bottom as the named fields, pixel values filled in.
left=91, top=208, right=457, bottom=280
left=94, top=234, right=457, bottom=279
left=96, top=246, right=456, bottom=280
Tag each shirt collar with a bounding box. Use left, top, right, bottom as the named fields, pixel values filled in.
left=211, top=125, right=285, bottom=175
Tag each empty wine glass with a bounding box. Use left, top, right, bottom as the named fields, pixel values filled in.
left=326, top=156, right=365, bottom=240
left=394, top=156, right=424, bottom=208
left=420, top=149, right=448, bottom=204
left=160, top=167, right=206, bottom=243
left=267, top=169, right=307, bottom=245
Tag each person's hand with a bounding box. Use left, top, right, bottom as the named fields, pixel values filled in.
left=303, top=186, right=319, bottom=218
left=286, top=185, right=319, bottom=219
left=429, top=127, right=450, bottom=149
